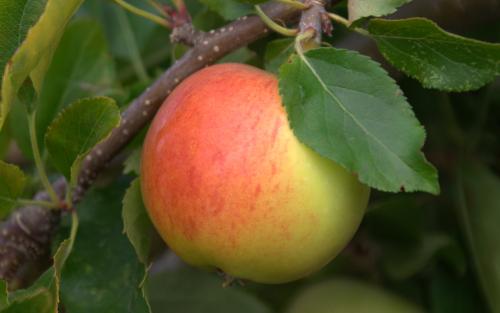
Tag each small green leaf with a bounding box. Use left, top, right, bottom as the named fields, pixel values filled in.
left=123, top=178, right=155, bottom=264
left=369, top=18, right=500, bottom=91
left=44, top=96, right=120, bottom=182
left=124, top=148, right=142, bottom=175
left=61, top=180, right=150, bottom=313
left=348, top=0, right=411, bottom=22
left=279, top=48, right=439, bottom=194
left=456, top=161, right=500, bottom=313
left=0, top=160, right=26, bottom=218
left=199, top=0, right=253, bottom=20
left=265, top=38, right=295, bottom=74
left=0, top=0, right=85, bottom=130
left=146, top=267, right=272, bottom=313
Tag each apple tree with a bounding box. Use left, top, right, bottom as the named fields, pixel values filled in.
left=0, top=0, right=499, bottom=312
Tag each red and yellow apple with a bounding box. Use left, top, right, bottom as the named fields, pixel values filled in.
left=140, top=63, right=370, bottom=283
left=286, top=278, right=425, bottom=313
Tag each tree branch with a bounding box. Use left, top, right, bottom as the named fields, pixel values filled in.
left=298, top=0, right=331, bottom=49
left=0, top=179, right=65, bottom=288
left=0, top=1, right=300, bottom=287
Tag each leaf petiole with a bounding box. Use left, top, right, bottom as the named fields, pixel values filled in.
left=112, top=0, right=170, bottom=28
left=146, top=0, right=168, bottom=17
left=28, top=112, right=60, bottom=206
left=16, top=198, right=60, bottom=209
left=327, top=13, right=369, bottom=36
left=276, top=0, right=310, bottom=10
left=255, top=5, right=298, bottom=37
left=294, top=28, right=316, bottom=54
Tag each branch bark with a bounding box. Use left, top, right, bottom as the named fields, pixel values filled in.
left=0, top=2, right=300, bottom=287
left=298, top=0, right=331, bottom=49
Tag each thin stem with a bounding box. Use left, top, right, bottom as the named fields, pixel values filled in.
left=17, top=199, right=60, bottom=209
left=65, top=183, right=73, bottom=210
left=112, top=0, right=170, bottom=28
left=255, top=5, right=298, bottom=37
left=69, top=211, right=79, bottom=243
left=28, top=112, right=60, bottom=205
left=146, top=0, right=167, bottom=17
left=276, top=0, right=310, bottom=10
left=328, top=12, right=350, bottom=27
left=295, top=28, right=316, bottom=55
left=57, top=211, right=79, bottom=265
left=0, top=196, right=59, bottom=209
left=328, top=12, right=369, bottom=36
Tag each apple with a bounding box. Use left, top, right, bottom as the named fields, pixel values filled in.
left=140, top=63, right=370, bottom=284
left=286, top=279, right=425, bottom=313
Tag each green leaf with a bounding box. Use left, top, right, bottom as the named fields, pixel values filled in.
left=456, top=161, right=500, bottom=313
left=199, top=0, right=253, bottom=20
left=279, top=48, right=439, bottom=194
left=0, top=0, right=47, bottom=89
left=368, top=18, right=500, bottom=91
left=82, top=0, right=158, bottom=81
left=122, top=178, right=155, bottom=264
left=265, top=38, right=295, bottom=74
left=0, top=160, right=26, bottom=219
left=0, top=280, right=7, bottom=310
left=146, top=267, right=272, bottom=313
left=44, top=96, right=120, bottom=182
left=124, top=148, right=142, bottom=175
left=348, top=0, right=411, bottom=22
left=61, top=180, right=150, bottom=313
left=0, top=125, right=9, bottom=159
left=219, top=47, right=256, bottom=64
left=430, top=271, right=485, bottom=313
left=0, top=0, right=85, bottom=130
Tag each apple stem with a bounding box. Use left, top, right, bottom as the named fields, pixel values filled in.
left=217, top=269, right=237, bottom=288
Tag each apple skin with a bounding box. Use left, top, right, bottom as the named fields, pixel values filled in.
left=287, top=279, right=425, bottom=313
left=140, top=63, right=370, bottom=284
